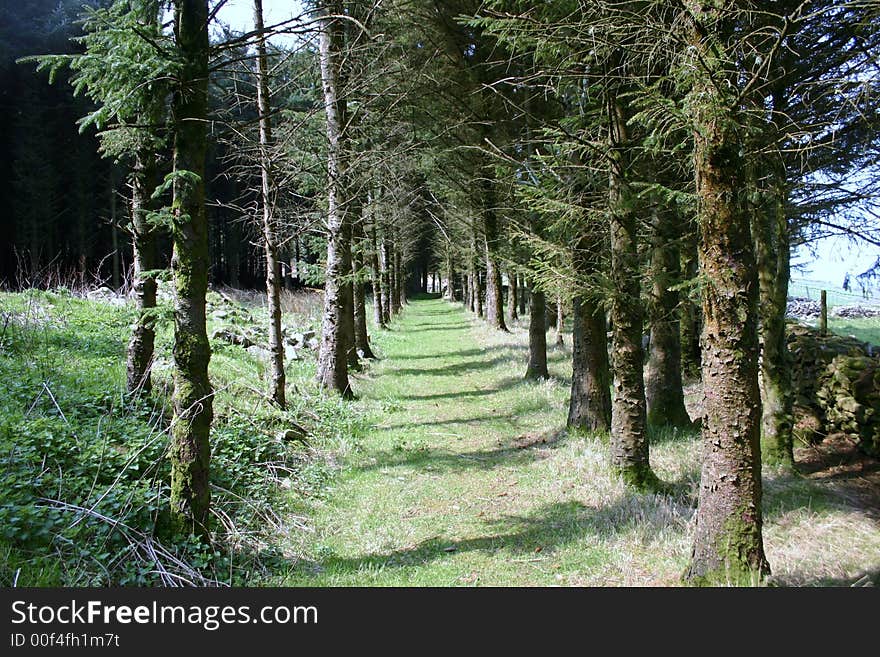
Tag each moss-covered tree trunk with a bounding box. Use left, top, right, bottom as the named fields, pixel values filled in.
left=645, top=210, right=691, bottom=428
left=524, top=281, right=549, bottom=380
left=754, top=172, right=793, bottom=467
left=254, top=0, right=285, bottom=408
left=125, top=148, right=159, bottom=395
left=315, top=0, right=351, bottom=397
left=684, top=9, right=769, bottom=581
left=169, top=0, right=213, bottom=537
left=607, top=92, right=656, bottom=489
left=754, top=86, right=794, bottom=467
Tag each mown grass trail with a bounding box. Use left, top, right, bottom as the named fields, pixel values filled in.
left=283, top=296, right=694, bottom=585
left=282, top=296, right=880, bottom=586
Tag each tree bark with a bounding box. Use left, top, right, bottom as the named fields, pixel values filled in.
left=508, top=269, right=518, bottom=321
left=680, top=238, right=701, bottom=379
left=126, top=149, right=159, bottom=396
left=369, top=214, right=385, bottom=328
left=379, top=226, right=392, bottom=324
left=568, top=295, right=611, bottom=432
left=169, top=0, right=213, bottom=537
left=518, top=274, right=527, bottom=316
left=524, top=281, right=549, bottom=380
left=394, top=234, right=406, bottom=309
left=755, top=186, right=793, bottom=466
left=315, top=1, right=352, bottom=397
left=645, top=210, right=691, bottom=428
left=254, top=0, right=285, bottom=408
left=607, top=91, right=655, bottom=489
left=755, top=83, right=794, bottom=467
left=353, top=218, right=375, bottom=359
left=685, top=13, right=769, bottom=581
left=482, top=178, right=507, bottom=331
left=555, top=294, right=565, bottom=346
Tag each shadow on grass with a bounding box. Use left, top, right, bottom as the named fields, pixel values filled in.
left=393, top=345, right=529, bottom=361
left=396, top=375, right=529, bottom=402
left=356, top=430, right=564, bottom=474
left=763, top=468, right=880, bottom=522
left=297, top=497, right=691, bottom=578
left=389, top=356, right=530, bottom=377
left=402, top=324, right=471, bottom=333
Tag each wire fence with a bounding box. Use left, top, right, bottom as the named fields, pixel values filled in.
left=789, top=277, right=880, bottom=308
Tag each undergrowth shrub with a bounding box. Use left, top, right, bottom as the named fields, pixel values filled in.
left=0, top=289, right=366, bottom=586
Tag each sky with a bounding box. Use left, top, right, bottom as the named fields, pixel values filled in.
left=214, top=0, right=305, bottom=43
left=215, top=0, right=879, bottom=293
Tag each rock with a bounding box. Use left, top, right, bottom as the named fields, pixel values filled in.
left=816, top=354, right=880, bottom=457
left=831, top=304, right=880, bottom=319
left=284, top=344, right=300, bottom=361
left=86, top=287, right=124, bottom=305
left=212, top=310, right=229, bottom=320
left=278, top=426, right=308, bottom=443
left=246, top=345, right=271, bottom=361
left=786, top=297, right=822, bottom=320
left=306, top=337, right=320, bottom=351
left=301, top=329, right=316, bottom=342
left=211, top=328, right=254, bottom=348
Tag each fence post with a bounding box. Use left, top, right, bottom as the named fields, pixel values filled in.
left=820, top=290, right=828, bottom=335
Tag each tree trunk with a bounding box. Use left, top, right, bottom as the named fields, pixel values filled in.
left=394, top=237, right=406, bottom=309
left=524, top=282, right=549, bottom=380
left=645, top=210, right=691, bottom=427
left=607, top=92, right=655, bottom=490
left=755, top=83, right=794, bottom=467
left=568, top=295, right=611, bottom=432
left=555, top=294, right=565, bottom=346
left=684, top=15, right=769, bottom=581
left=379, top=227, right=392, bottom=324
left=110, top=172, right=120, bottom=290
left=482, top=179, right=507, bottom=331
left=353, top=218, right=375, bottom=359
left=518, top=274, right=527, bottom=316
left=254, top=0, right=285, bottom=408
left=680, top=240, right=701, bottom=379
left=315, top=1, right=352, bottom=397
left=445, top=248, right=455, bottom=301
left=341, top=214, right=358, bottom=371
left=126, top=149, right=159, bottom=395
left=169, top=0, right=213, bottom=537
left=508, top=269, right=518, bottom=321
left=369, top=215, right=385, bottom=328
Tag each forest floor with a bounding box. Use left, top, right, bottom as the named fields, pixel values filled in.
left=282, top=296, right=880, bottom=586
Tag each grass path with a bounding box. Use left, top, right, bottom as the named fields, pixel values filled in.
left=284, top=296, right=694, bottom=586
left=283, top=296, right=880, bottom=586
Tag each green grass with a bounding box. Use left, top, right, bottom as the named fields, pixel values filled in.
left=2, top=290, right=877, bottom=587
left=827, top=316, right=880, bottom=346
left=0, top=287, right=369, bottom=586
left=279, top=297, right=880, bottom=586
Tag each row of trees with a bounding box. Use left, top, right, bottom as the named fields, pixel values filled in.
left=23, top=0, right=879, bottom=584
